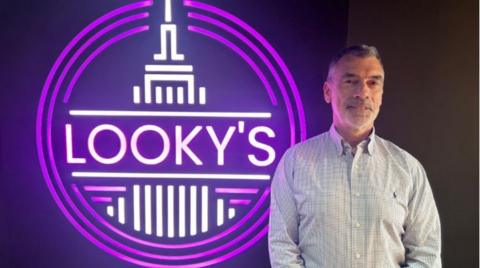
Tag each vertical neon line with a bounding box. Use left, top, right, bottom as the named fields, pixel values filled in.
left=177, top=86, right=184, bottom=104
left=155, top=86, right=162, bottom=104
left=217, top=199, right=224, bottom=226
left=155, top=185, right=163, bottom=237
left=188, top=83, right=194, bottom=104
left=199, top=86, right=206, bottom=104
left=166, top=86, right=173, bottom=104
left=167, top=185, right=174, bottom=237
left=118, top=197, right=125, bottom=224
left=144, top=185, right=152, bottom=235
left=133, top=185, right=140, bottom=231
left=65, top=124, right=86, bottom=163
left=228, top=207, right=235, bottom=219
left=145, top=83, right=152, bottom=104
left=165, top=0, right=172, bottom=22
left=133, top=86, right=141, bottom=104
left=201, top=186, right=208, bottom=233
left=170, top=26, right=184, bottom=60
left=179, top=185, right=185, bottom=237
left=107, top=205, right=114, bottom=217
left=190, top=185, right=197, bottom=236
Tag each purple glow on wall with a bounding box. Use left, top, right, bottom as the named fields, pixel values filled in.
left=36, top=0, right=307, bottom=266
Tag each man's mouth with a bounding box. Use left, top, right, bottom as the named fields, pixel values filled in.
left=346, top=105, right=372, bottom=111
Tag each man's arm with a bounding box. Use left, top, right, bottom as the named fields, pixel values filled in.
left=402, top=160, right=442, bottom=267
left=269, top=150, right=305, bottom=268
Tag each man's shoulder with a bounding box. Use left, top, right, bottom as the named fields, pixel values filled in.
left=374, top=135, right=423, bottom=169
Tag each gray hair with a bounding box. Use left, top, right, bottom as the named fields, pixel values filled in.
left=326, top=44, right=383, bottom=81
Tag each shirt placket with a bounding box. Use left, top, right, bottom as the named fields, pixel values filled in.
left=349, top=146, right=365, bottom=268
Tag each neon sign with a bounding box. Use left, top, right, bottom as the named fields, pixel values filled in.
left=36, top=0, right=306, bottom=266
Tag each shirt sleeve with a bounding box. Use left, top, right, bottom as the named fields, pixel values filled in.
left=268, top=149, right=306, bottom=268
left=402, top=159, right=442, bottom=267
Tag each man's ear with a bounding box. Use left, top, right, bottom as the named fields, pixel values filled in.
left=323, top=82, right=331, bottom=103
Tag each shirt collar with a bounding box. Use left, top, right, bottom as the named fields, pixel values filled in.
left=328, top=124, right=376, bottom=156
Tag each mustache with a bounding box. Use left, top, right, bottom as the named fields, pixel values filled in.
left=345, top=99, right=373, bottom=110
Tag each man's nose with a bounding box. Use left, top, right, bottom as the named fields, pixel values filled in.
left=354, top=81, right=369, bottom=98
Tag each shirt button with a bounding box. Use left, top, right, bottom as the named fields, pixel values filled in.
left=355, top=253, right=361, bottom=259
left=355, top=222, right=361, bottom=228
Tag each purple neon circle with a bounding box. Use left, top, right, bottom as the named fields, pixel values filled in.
left=36, top=0, right=307, bottom=266
left=40, top=22, right=270, bottom=266
left=44, top=15, right=270, bottom=253
left=50, top=5, right=279, bottom=251
left=48, top=12, right=273, bottom=251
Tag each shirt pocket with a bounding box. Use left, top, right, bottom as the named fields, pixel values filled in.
left=366, top=188, right=408, bottom=232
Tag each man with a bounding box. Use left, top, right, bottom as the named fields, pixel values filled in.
left=268, top=45, right=441, bottom=267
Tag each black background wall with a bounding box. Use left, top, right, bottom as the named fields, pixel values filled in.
left=346, top=0, right=478, bottom=267
left=1, top=0, right=478, bottom=267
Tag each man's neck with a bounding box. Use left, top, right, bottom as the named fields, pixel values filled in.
left=334, top=124, right=373, bottom=148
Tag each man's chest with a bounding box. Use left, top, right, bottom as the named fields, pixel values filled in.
left=292, top=153, right=412, bottom=233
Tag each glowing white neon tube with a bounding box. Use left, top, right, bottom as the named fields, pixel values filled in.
left=65, top=124, right=86, bottom=164
left=179, top=185, right=185, bottom=237
left=167, top=185, right=174, bottom=238
left=154, top=26, right=184, bottom=61
left=133, top=185, right=140, bottom=231
left=168, top=25, right=184, bottom=61
left=72, top=172, right=270, bottom=180
left=155, top=87, right=162, bottom=104
left=145, top=185, right=152, bottom=235
left=190, top=186, right=197, bottom=236
left=164, top=0, right=172, bottom=22
left=199, top=87, right=206, bottom=105
left=145, top=65, right=193, bottom=72
left=133, top=86, right=141, bottom=104
left=177, top=86, right=184, bottom=104
left=228, top=208, right=235, bottom=219
left=87, top=124, right=127, bottom=164
left=166, top=86, right=173, bottom=104
left=156, top=185, right=163, bottom=237
left=201, top=186, right=208, bottom=233
left=217, top=199, right=224, bottom=226
left=107, top=205, right=114, bottom=217
left=131, top=125, right=170, bottom=165
left=69, top=110, right=271, bottom=118
left=118, top=197, right=125, bottom=224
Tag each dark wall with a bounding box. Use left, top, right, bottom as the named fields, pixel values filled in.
left=346, top=0, right=479, bottom=267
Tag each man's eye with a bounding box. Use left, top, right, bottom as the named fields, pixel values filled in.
left=368, top=80, right=382, bottom=87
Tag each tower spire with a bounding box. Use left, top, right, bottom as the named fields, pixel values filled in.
left=164, top=0, right=172, bottom=23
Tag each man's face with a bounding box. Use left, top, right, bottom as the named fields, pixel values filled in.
left=323, top=55, right=384, bottom=132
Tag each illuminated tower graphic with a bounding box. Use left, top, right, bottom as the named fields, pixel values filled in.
left=132, top=0, right=206, bottom=105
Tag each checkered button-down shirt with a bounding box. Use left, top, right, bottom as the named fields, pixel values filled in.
left=269, top=125, right=441, bottom=268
